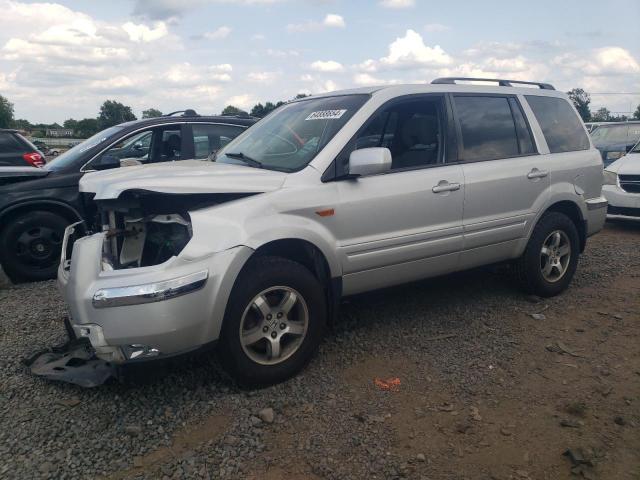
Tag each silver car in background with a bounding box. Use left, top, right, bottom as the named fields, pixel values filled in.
left=58, top=78, right=607, bottom=385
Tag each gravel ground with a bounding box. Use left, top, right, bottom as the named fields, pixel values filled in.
left=0, top=221, right=638, bottom=480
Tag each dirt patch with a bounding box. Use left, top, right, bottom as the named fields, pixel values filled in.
left=104, top=413, right=230, bottom=480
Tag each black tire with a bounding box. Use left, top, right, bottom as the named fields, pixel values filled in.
left=0, top=210, right=69, bottom=283
left=515, top=211, right=580, bottom=297
left=218, top=256, right=327, bottom=386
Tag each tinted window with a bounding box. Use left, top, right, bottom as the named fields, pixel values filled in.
left=454, top=96, right=520, bottom=161
left=0, top=132, right=24, bottom=153
left=526, top=95, right=590, bottom=153
left=508, top=98, right=536, bottom=155
left=359, top=98, right=442, bottom=170
left=192, top=124, right=244, bottom=159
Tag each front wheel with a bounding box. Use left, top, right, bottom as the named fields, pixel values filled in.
left=515, top=212, right=580, bottom=297
left=0, top=210, right=69, bottom=283
left=218, top=256, right=327, bottom=386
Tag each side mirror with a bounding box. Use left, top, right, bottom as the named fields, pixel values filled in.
left=348, top=147, right=392, bottom=177
left=133, top=141, right=143, bottom=151
left=93, top=154, right=120, bottom=170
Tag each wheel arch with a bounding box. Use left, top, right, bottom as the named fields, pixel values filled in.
left=244, top=238, right=342, bottom=325
left=540, top=200, right=587, bottom=252
left=0, top=200, right=83, bottom=229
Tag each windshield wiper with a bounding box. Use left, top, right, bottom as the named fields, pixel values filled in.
left=224, top=152, right=263, bottom=169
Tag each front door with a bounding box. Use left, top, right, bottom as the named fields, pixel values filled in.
left=330, top=95, right=465, bottom=295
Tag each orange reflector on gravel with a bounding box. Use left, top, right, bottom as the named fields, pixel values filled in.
left=374, top=377, right=401, bottom=391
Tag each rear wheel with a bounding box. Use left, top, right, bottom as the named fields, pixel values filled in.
left=0, top=211, right=69, bottom=283
left=515, top=212, right=580, bottom=297
left=218, top=256, right=326, bottom=386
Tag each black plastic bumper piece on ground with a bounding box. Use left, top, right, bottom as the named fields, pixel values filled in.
left=23, top=337, right=117, bottom=388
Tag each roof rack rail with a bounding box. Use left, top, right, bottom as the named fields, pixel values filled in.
left=431, top=77, right=555, bottom=90
left=165, top=109, right=200, bottom=117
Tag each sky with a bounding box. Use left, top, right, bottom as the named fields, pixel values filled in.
left=1, top=0, right=639, bottom=123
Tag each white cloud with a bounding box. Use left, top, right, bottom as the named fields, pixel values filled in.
left=122, top=21, right=168, bottom=42
left=323, top=14, right=345, bottom=28
left=287, top=13, right=346, bottom=32
left=379, top=29, right=452, bottom=69
left=353, top=73, right=382, bottom=86
left=225, top=94, right=255, bottom=109
left=424, top=23, right=450, bottom=33
left=132, top=0, right=285, bottom=21
left=554, top=47, right=640, bottom=76
left=266, top=48, right=300, bottom=58
left=204, top=26, right=232, bottom=39
left=310, top=60, right=344, bottom=72
left=209, top=63, right=233, bottom=72
left=247, top=71, right=279, bottom=83
left=379, top=0, right=414, bottom=8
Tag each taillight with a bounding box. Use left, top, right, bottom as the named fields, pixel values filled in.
left=23, top=152, right=45, bottom=168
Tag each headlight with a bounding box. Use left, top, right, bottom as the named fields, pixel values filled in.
left=606, top=151, right=624, bottom=161
left=603, top=170, right=618, bottom=186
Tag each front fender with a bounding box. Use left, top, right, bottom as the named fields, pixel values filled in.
left=182, top=209, right=342, bottom=278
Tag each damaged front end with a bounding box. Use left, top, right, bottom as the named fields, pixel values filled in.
left=28, top=190, right=248, bottom=387
left=95, top=191, right=215, bottom=271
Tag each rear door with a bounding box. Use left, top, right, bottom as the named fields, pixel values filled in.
left=451, top=94, right=550, bottom=268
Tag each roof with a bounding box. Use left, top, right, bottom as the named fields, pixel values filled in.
left=299, top=81, right=567, bottom=102
left=0, top=129, right=18, bottom=133
left=118, top=114, right=258, bottom=130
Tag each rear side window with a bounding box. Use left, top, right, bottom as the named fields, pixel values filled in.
left=525, top=96, right=590, bottom=153
left=192, top=124, right=244, bottom=159
left=453, top=96, right=534, bottom=161
left=0, top=132, right=25, bottom=153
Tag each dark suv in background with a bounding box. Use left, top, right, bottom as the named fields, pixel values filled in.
left=0, top=111, right=257, bottom=282
left=0, top=129, right=46, bottom=167
left=591, top=121, right=640, bottom=167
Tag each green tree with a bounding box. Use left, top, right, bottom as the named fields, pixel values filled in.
left=63, top=119, right=79, bottom=132
left=591, top=107, right=612, bottom=122
left=98, top=100, right=136, bottom=129
left=0, top=95, right=15, bottom=128
left=634, top=104, right=640, bottom=120
left=13, top=119, right=32, bottom=130
left=142, top=108, right=163, bottom=118
left=76, top=118, right=99, bottom=138
left=567, top=88, right=591, bottom=122
left=295, top=93, right=310, bottom=99
left=221, top=105, right=246, bottom=116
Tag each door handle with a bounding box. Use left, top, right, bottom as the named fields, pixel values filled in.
left=527, top=168, right=549, bottom=180
left=432, top=181, right=461, bottom=193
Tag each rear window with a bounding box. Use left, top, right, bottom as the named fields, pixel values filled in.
left=0, top=132, right=25, bottom=153
left=453, top=96, right=535, bottom=161
left=525, top=96, right=590, bottom=153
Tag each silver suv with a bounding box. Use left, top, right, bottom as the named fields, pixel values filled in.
left=59, top=78, right=607, bottom=385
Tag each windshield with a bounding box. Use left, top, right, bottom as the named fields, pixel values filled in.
left=44, top=126, right=124, bottom=171
left=633, top=141, right=640, bottom=153
left=216, top=94, right=369, bottom=172
left=591, top=124, right=640, bottom=146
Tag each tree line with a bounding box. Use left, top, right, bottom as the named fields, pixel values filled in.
left=567, top=88, right=640, bottom=123
left=0, top=93, right=310, bottom=139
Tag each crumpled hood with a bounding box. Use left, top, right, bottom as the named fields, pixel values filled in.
left=80, top=160, right=288, bottom=200
left=605, top=153, right=640, bottom=175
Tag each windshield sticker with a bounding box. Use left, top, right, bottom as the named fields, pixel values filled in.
left=305, top=109, right=347, bottom=121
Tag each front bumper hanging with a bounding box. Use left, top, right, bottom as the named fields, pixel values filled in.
left=23, top=327, right=118, bottom=388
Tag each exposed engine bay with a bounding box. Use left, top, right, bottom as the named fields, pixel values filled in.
left=92, top=190, right=249, bottom=270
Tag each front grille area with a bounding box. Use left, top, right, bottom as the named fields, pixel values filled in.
left=619, top=175, right=640, bottom=194
left=608, top=206, right=640, bottom=217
